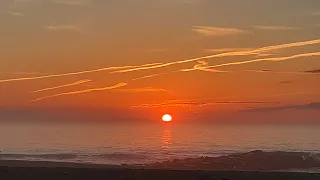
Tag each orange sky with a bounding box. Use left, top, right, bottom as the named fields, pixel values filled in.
left=0, top=0, right=319, bottom=123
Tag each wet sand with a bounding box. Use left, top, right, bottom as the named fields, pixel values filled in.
left=146, top=150, right=320, bottom=171
left=1, top=151, right=320, bottom=180
left=1, top=160, right=320, bottom=180
left=0, top=165, right=320, bottom=180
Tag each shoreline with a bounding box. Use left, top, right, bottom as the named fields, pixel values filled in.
left=1, top=151, right=320, bottom=180
left=0, top=159, right=118, bottom=169
left=2, top=150, right=320, bottom=170
left=0, top=159, right=320, bottom=173
left=1, top=150, right=320, bottom=171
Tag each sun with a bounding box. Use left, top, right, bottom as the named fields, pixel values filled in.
left=162, top=114, right=172, bottom=122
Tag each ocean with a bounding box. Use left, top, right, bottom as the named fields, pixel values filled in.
left=0, top=122, right=319, bottom=165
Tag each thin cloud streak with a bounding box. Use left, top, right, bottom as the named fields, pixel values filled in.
left=132, top=101, right=279, bottom=109
left=115, top=87, right=169, bottom=93
left=53, top=0, right=90, bottom=5
left=253, top=25, right=298, bottom=31
left=304, top=69, right=320, bottom=73
left=132, top=72, right=171, bottom=81
left=31, top=80, right=91, bottom=93
left=8, top=12, right=25, bottom=16
left=30, top=83, right=128, bottom=102
left=243, top=103, right=320, bottom=112
left=279, top=81, right=293, bottom=84
left=190, top=61, right=228, bottom=73
left=243, top=70, right=311, bottom=75
left=271, top=92, right=316, bottom=97
left=205, top=48, right=279, bottom=58
left=192, top=26, right=248, bottom=36
left=182, top=52, right=320, bottom=72
left=45, top=25, right=82, bottom=32
left=1, top=39, right=319, bottom=84
left=204, top=48, right=254, bottom=53
left=13, top=0, right=90, bottom=6
left=0, top=63, right=161, bottom=84
left=112, top=39, right=320, bottom=73
left=0, top=71, right=40, bottom=75
left=311, top=12, right=320, bottom=16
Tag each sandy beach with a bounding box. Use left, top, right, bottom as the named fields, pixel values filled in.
left=1, top=160, right=320, bottom=180
left=1, top=150, right=320, bottom=180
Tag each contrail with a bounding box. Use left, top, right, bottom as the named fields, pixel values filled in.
left=191, top=61, right=228, bottom=73
left=31, top=79, right=92, bottom=93
left=132, top=72, right=170, bottom=81
left=131, top=101, right=279, bottom=108
left=112, top=51, right=255, bottom=73
left=1, top=39, right=319, bottom=83
left=243, top=70, right=310, bottom=75
left=0, top=63, right=161, bottom=83
left=30, top=82, right=128, bottom=102
left=115, top=87, right=169, bottom=93
left=133, top=52, right=319, bottom=81
left=182, top=52, right=320, bottom=72
left=112, top=39, right=320, bottom=73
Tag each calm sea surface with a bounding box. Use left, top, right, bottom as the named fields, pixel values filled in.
left=0, top=122, right=319, bottom=165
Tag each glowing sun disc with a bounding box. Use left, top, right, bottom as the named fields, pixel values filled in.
left=162, top=114, right=172, bottom=122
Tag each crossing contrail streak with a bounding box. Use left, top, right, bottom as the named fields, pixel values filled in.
left=31, top=80, right=92, bottom=93
left=0, top=63, right=161, bottom=83
left=181, top=52, right=320, bottom=72
left=1, top=39, right=319, bottom=83
left=112, top=39, right=320, bottom=73
left=30, top=82, right=128, bottom=102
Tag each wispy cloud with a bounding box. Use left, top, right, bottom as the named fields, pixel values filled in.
left=279, top=81, right=293, bottom=84
left=312, top=12, right=320, bottom=16
left=53, top=0, right=90, bottom=6
left=115, top=87, right=169, bottom=93
left=31, top=80, right=91, bottom=93
left=243, top=69, right=309, bottom=75
left=132, top=100, right=278, bottom=109
left=254, top=52, right=279, bottom=57
left=1, top=39, right=320, bottom=84
left=0, top=63, right=161, bottom=83
left=30, top=82, right=128, bottom=102
left=45, top=25, right=82, bottom=32
left=243, top=102, right=320, bottom=112
left=184, top=61, right=227, bottom=73
left=253, top=25, right=299, bottom=31
left=13, top=0, right=33, bottom=4
left=8, top=12, right=25, bottom=16
left=304, top=69, right=320, bottom=73
left=0, top=71, right=40, bottom=75
left=192, top=26, right=248, bottom=36
left=204, top=48, right=279, bottom=57
left=132, top=72, right=169, bottom=81
left=183, top=67, right=315, bottom=76
left=112, top=39, right=320, bottom=73
left=182, top=52, right=320, bottom=72
left=204, top=48, right=254, bottom=53
left=14, top=0, right=90, bottom=6
left=243, top=68, right=320, bottom=75
left=271, top=92, right=318, bottom=98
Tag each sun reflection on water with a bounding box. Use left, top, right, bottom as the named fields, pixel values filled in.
left=162, top=127, right=172, bottom=150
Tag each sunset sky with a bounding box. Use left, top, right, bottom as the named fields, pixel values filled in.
left=0, top=0, right=319, bottom=123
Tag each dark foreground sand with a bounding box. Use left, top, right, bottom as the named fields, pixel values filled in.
left=146, top=150, right=320, bottom=171
left=1, top=160, right=320, bottom=180
left=1, top=151, right=320, bottom=180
